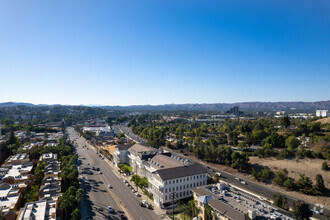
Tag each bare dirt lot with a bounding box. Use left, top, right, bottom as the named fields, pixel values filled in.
left=247, top=157, right=330, bottom=209
left=167, top=147, right=330, bottom=209
left=316, top=117, right=330, bottom=124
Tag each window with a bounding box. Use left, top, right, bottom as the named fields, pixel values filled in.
left=180, top=192, right=182, bottom=197
left=173, top=187, right=175, bottom=191
left=180, top=178, right=182, bottom=182
left=165, top=189, right=167, bottom=193
left=183, top=185, right=185, bottom=189
left=176, top=179, right=178, bottom=183
left=200, top=181, right=202, bottom=186
left=193, top=183, right=195, bottom=187
left=183, top=191, right=185, bottom=196
left=194, top=176, right=195, bottom=179
left=190, top=184, right=192, bottom=188
left=176, top=186, right=178, bottom=191
left=169, top=188, right=171, bottom=192
left=165, top=181, right=167, bottom=185
left=173, top=180, right=175, bottom=184
left=165, top=195, right=167, bottom=200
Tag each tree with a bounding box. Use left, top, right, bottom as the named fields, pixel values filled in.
left=266, top=133, right=285, bottom=148
left=274, top=170, right=288, bottom=186
left=283, top=178, right=296, bottom=191
left=313, top=174, right=326, bottom=195
left=273, top=193, right=288, bottom=210
left=71, top=208, right=81, bottom=220
left=321, top=161, right=329, bottom=171
left=297, top=174, right=314, bottom=195
left=280, top=116, right=290, bottom=128
left=214, top=174, right=220, bottom=183
left=285, top=136, right=300, bottom=150
left=182, top=200, right=200, bottom=218
left=293, top=201, right=313, bottom=220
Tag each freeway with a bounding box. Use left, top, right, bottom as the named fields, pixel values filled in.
left=118, top=124, right=327, bottom=220
left=67, top=127, right=162, bottom=220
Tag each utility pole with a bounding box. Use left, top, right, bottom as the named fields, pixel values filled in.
left=170, top=192, right=177, bottom=220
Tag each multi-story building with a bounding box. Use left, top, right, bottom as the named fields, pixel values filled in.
left=192, top=182, right=292, bottom=220
left=150, top=163, right=207, bottom=208
left=316, top=110, right=329, bottom=117
left=17, top=200, right=57, bottom=220
left=112, top=144, right=133, bottom=166
left=0, top=182, right=22, bottom=220
left=0, top=154, right=34, bottom=185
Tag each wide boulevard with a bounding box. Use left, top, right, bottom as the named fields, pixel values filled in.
left=67, top=127, right=162, bottom=220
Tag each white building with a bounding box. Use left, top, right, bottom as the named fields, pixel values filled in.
left=150, top=164, right=207, bottom=208
left=316, top=110, right=329, bottom=117
left=0, top=183, right=21, bottom=218
left=17, top=200, right=57, bottom=220
left=112, top=144, right=133, bottom=166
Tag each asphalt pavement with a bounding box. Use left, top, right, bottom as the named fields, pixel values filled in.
left=67, top=127, right=162, bottom=220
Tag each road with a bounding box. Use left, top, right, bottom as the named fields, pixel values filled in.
left=67, top=127, right=162, bottom=220
left=118, top=124, right=327, bottom=219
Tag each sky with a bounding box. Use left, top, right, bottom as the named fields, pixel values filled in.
left=0, top=0, right=329, bottom=106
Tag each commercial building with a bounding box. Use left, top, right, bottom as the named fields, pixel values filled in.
left=316, top=110, right=329, bottom=117
left=150, top=163, right=207, bottom=208
left=192, top=182, right=292, bottom=220
left=114, top=143, right=209, bottom=208
left=112, top=144, right=133, bottom=166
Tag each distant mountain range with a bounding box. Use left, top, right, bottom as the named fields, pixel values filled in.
left=1, top=101, right=329, bottom=111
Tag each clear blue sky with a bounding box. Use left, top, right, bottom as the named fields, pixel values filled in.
left=0, top=0, right=329, bottom=106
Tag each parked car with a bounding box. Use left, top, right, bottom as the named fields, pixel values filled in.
left=108, top=184, right=112, bottom=188
left=135, top=192, right=140, bottom=197
left=108, top=206, right=114, bottom=213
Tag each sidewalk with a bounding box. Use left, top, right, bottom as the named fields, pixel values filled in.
left=80, top=134, right=170, bottom=219
left=105, top=159, right=170, bottom=220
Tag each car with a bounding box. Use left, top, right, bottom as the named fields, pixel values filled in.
left=241, top=181, right=246, bottom=185
left=123, top=180, right=127, bottom=183
left=99, top=171, right=102, bottom=174
left=140, top=200, right=147, bottom=207
left=131, top=189, right=136, bottom=193
left=96, top=168, right=100, bottom=171
left=147, top=204, right=154, bottom=210
left=108, top=206, right=114, bottom=213
left=135, top=192, right=141, bottom=197
left=125, top=182, right=129, bottom=186
left=108, top=184, right=112, bottom=188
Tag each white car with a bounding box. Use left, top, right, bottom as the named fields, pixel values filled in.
left=108, top=184, right=112, bottom=188
left=108, top=206, right=114, bottom=212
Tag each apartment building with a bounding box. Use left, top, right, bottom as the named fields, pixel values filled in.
left=0, top=183, right=21, bottom=220
left=17, top=200, right=57, bottom=220
left=316, top=110, right=329, bottom=117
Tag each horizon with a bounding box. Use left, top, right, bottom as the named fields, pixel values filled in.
left=1, top=99, right=330, bottom=107
left=0, top=0, right=329, bottom=105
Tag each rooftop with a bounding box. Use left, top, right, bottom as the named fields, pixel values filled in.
left=147, top=154, right=184, bottom=170
left=155, top=164, right=207, bottom=181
